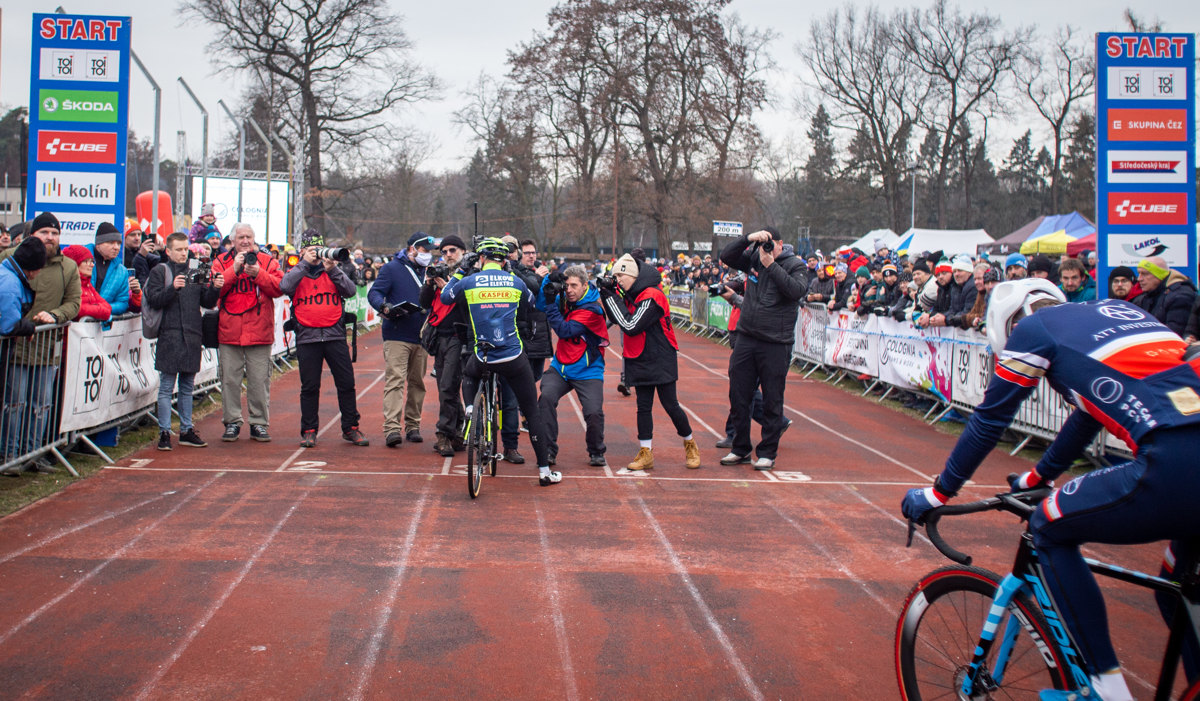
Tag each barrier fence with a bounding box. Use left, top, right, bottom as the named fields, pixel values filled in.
left=1, top=286, right=381, bottom=475
left=666, top=286, right=1129, bottom=464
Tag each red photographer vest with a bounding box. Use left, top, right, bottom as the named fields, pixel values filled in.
left=427, top=294, right=456, bottom=328
left=292, top=273, right=344, bottom=328
left=218, top=251, right=260, bottom=315
left=622, top=287, right=676, bottom=358
left=555, top=307, right=610, bottom=364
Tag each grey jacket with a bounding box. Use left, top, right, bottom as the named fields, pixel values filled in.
left=280, top=260, right=356, bottom=345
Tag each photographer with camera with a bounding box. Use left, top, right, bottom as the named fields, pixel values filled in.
left=418, top=235, right=469, bottom=457
left=281, top=230, right=367, bottom=449
left=598, top=254, right=700, bottom=471
left=718, top=226, right=808, bottom=470
left=368, top=232, right=436, bottom=448
left=537, top=266, right=610, bottom=467
left=211, top=223, right=284, bottom=442
left=145, top=232, right=223, bottom=451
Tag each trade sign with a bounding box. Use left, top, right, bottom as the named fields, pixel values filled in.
left=1095, top=32, right=1195, bottom=286
left=26, top=13, right=131, bottom=246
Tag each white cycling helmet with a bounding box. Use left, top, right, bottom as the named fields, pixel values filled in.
left=985, top=278, right=1067, bottom=354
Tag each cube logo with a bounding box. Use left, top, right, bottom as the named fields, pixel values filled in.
left=1107, top=108, right=1187, bottom=142
left=37, top=130, right=118, bottom=164
left=1107, top=192, right=1188, bottom=226
left=38, top=88, right=119, bottom=123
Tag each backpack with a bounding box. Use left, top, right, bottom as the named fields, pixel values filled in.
left=141, top=264, right=170, bottom=339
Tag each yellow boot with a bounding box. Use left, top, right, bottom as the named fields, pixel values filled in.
left=627, top=447, right=655, bottom=471
left=684, top=439, right=700, bottom=469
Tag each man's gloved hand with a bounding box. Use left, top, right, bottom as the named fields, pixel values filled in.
left=457, top=252, right=480, bottom=276
left=892, top=308, right=907, bottom=321
left=901, top=476, right=955, bottom=524
left=380, top=303, right=408, bottom=321
left=1010, top=469, right=1050, bottom=492
left=544, top=284, right=559, bottom=305
left=8, top=319, right=36, bottom=337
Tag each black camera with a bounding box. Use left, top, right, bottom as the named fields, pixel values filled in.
left=187, top=258, right=212, bottom=285
left=426, top=263, right=451, bottom=280
left=241, top=250, right=260, bottom=268
left=315, top=246, right=350, bottom=262
left=707, top=283, right=727, bottom=297
left=596, top=275, right=617, bottom=291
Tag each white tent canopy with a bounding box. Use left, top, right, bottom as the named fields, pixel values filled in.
left=894, top=228, right=993, bottom=257
left=846, top=228, right=899, bottom=253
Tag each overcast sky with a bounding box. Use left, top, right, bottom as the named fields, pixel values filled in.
left=2, top=0, right=1196, bottom=174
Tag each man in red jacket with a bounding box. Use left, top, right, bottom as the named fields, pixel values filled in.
left=211, top=223, right=284, bottom=442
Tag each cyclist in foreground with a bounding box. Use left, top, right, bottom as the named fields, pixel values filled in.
left=440, top=237, right=561, bottom=486
left=901, top=278, right=1200, bottom=700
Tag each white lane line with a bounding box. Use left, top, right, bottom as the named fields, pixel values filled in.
left=764, top=500, right=891, bottom=611
left=0, top=491, right=173, bottom=566
left=277, top=371, right=386, bottom=471
left=679, top=402, right=723, bottom=440
left=134, top=484, right=311, bottom=701
left=440, top=456, right=452, bottom=475
left=677, top=350, right=930, bottom=481
left=628, top=488, right=765, bottom=701
left=566, top=392, right=613, bottom=478
left=0, top=473, right=222, bottom=647
left=349, top=483, right=432, bottom=701
left=535, top=500, right=580, bottom=701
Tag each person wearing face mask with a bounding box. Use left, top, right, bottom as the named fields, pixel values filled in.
left=367, top=232, right=435, bottom=447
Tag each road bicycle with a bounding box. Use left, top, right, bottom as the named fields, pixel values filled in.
left=463, top=346, right=502, bottom=499
left=896, top=484, right=1200, bottom=701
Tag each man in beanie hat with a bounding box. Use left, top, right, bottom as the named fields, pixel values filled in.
left=0, top=212, right=81, bottom=471
left=88, top=221, right=139, bottom=315
left=937, top=255, right=978, bottom=328
left=418, top=234, right=469, bottom=456
left=1107, top=265, right=1138, bottom=301
left=189, top=202, right=221, bottom=243
left=1133, top=256, right=1196, bottom=336
left=368, top=231, right=436, bottom=447
left=0, top=238, right=47, bottom=336
left=1004, top=252, right=1028, bottom=280
left=1027, top=254, right=1054, bottom=280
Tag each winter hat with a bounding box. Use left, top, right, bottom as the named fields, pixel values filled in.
left=300, top=229, right=324, bottom=248
left=1004, top=252, right=1028, bottom=270
left=897, top=270, right=913, bottom=284
left=205, top=230, right=221, bottom=242
left=983, top=268, right=1001, bottom=283
left=1137, top=258, right=1170, bottom=281
left=834, top=262, right=848, bottom=274
left=12, top=236, right=47, bottom=271
left=612, top=254, right=639, bottom=278
left=62, top=244, right=94, bottom=267
left=1109, top=265, right=1135, bottom=282
left=951, top=255, right=974, bottom=273
left=439, top=234, right=466, bottom=250
left=200, top=203, right=216, bottom=217
left=881, top=263, right=898, bottom=276
left=934, top=258, right=953, bottom=274
left=94, top=221, right=122, bottom=245
left=30, top=212, right=61, bottom=233
left=855, top=266, right=870, bottom=279
left=911, top=260, right=931, bottom=275
left=873, top=239, right=888, bottom=253
left=1028, top=254, right=1054, bottom=275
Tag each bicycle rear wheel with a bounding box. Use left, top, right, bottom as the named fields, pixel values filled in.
left=466, top=386, right=489, bottom=499
left=896, top=565, right=1070, bottom=700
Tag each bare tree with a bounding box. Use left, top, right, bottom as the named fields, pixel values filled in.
left=895, top=0, right=1029, bottom=228
left=801, top=4, right=925, bottom=234
left=179, top=0, right=439, bottom=232
left=1017, top=25, right=1095, bottom=212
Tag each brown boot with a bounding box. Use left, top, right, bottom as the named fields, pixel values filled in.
left=433, top=434, right=454, bottom=458
left=627, top=447, right=654, bottom=471
left=684, top=439, right=700, bottom=469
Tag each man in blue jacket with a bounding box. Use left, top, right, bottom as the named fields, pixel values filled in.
left=368, top=232, right=434, bottom=447
left=0, top=238, right=47, bottom=336
left=87, top=221, right=138, bottom=315
left=537, top=266, right=610, bottom=467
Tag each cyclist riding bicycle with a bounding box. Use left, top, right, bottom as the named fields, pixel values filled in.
left=901, top=278, right=1200, bottom=701
left=440, top=237, right=562, bottom=486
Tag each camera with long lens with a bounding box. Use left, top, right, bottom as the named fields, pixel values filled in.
left=187, top=258, right=213, bottom=285
left=314, top=246, right=350, bottom=262
left=426, top=263, right=451, bottom=280
left=595, top=275, right=618, bottom=291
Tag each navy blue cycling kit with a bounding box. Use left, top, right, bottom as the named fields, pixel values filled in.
left=936, top=299, right=1200, bottom=675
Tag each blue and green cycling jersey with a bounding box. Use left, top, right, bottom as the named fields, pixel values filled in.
left=440, top=261, right=531, bottom=363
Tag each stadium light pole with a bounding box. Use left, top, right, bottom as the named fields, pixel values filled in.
left=217, top=100, right=244, bottom=222
left=271, top=132, right=295, bottom=247
left=131, top=50, right=162, bottom=235
left=177, top=77, right=208, bottom=207
left=246, top=116, right=272, bottom=243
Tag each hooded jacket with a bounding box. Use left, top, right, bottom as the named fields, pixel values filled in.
left=76, top=265, right=112, bottom=322
left=599, top=261, right=679, bottom=386
left=0, top=244, right=81, bottom=365
left=212, top=249, right=284, bottom=346
left=0, top=258, right=36, bottom=336
left=1132, top=271, right=1196, bottom=336
left=944, top=276, right=979, bottom=327
left=85, top=244, right=134, bottom=316
left=719, top=235, right=808, bottom=344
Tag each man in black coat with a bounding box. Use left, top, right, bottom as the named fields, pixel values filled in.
left=144, top=232, right=222, bottom=451
left=718, top=226, right=808, bottom=470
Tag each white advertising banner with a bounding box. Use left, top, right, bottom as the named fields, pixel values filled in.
left=794, top=305, right=827, bottom=364
left=191, top=176, right=291, bottom=247
left=823, top=310, right=879, bottom=376
left=874, top=318, right=954, bottom=400
left=949, top=329, right=993, bottom=408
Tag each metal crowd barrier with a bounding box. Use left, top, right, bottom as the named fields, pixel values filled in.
left=1, top=322, right=75, bottom=476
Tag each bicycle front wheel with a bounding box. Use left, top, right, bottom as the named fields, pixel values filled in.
left=466, top=386, right=489, bottom=499
left=488, top=381, right=500, bottom=477
left=896, top=565, right=1070, bottom=700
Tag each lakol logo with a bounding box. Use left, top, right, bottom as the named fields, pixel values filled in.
left=37, top=89, right=119, bottom=123
left=34, top=170, right=116, bottom=206
left=1108, top=192, right=1188, bottom=226
left=37, top=130, right=117, bottom=164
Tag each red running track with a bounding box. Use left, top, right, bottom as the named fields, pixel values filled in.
left=0, top=329, right=1180, bottom=699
